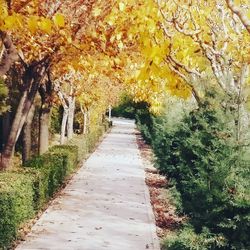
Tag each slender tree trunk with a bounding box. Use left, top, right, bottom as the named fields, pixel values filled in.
left=67, top=96, right=75, bottom=140
left=83, top=111, right=87, bottom=134
left=0, top=90, right=29, bottom=169
left=108, top=105, right=112, bottom=122
left=39, top=107, right=51, bottom=154
left=38, top=76, right=53, bottom=155
left=60, top=107, right=69, bottom=145
left=80, top=104, right=88, bottom=135
left=22, top=103, right=35, bottom=163
left=87, top=110, right=91, bottom=133
left=0, top=112, right=11, bottom=151
left=235, top=64, right=248, bottom=143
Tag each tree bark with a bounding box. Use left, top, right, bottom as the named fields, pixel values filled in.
left=0, top=61, right=49, bottom=170
left=0, top=31, right=18, bottom=76
left=87, top=110, right=91, bottom=133
left=0, top=112, right=11, bottom=151
left=83, top=111, right=87, bottom=134
left=38, top=75, right=53, bottom=155
left=67, top=96, right=75, bottom=140
left=0, top=90, right=28, bottom=169
left=80, top=104, right=88, bottom=135
left=60, top=107, right=69, bottom=145
left=39, top=107, right=51, bottom=154
left=108, top=105, right=112, bottom=122
left=225, top=0, right=250, bottom=34
left=22, top=103, right=35, bottom=163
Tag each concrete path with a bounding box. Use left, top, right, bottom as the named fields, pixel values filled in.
left=16, top=119, right=160, bottom=250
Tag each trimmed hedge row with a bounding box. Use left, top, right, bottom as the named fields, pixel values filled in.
left=0, top=172, right=34, bottom=249
left=0, top=122, right=110, bottom=249
left=24, top=145, right=78, bottom=210
left=69, top=122, right=111, bottom=161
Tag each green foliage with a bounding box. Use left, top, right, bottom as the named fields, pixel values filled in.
left=0, top=172, right=34, bottom=248
left=0, top=78, right=9, bottom=114
left=112, top=95, right=136, bottom=119
left=0, top=146, right=78, bottom=249
left=136, top=100, right=250, bottom=249
left=24, top=145, right=78, bottom=209
left=50, top=106, right=62, bottom=134
left=68, top=122, right=109, bottom=161
left=162, top=226, right=227, bottom=250
left=112, top=94, right=152, bottom=122
left=134, top=103, right=155, bottom=144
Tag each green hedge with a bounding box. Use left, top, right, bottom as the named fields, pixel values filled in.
left=0, top=122, right=109, bottom=249
left=0, top=172, right=34, bottom=248
left=24, top=145, right=78, bottom=210
left=69, top=122, right=111, bottom=161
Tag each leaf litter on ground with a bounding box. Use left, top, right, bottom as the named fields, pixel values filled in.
left=136, top=131, right=185, bottom=238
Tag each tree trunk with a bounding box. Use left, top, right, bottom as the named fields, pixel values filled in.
left=67, top=96, right=75, bottom=140
left=108, top=105, right=112, bottom=122
left=0, top=90, right=29, bottom=169
left=60, top=107, right=69, bottom=145
left=0, top=62, right=48, bottom=170
left=38, top=75, right=53, bottom=155
left=235, top=64, right=249, bottom=143
left=22, top=103, right=35, bottom=163
left=80, top=104, right=88, bottom=135
left=83, top=111, right=87, bottom=134
left=87, top=110, right=91, bottom=133
left=0, top=112, right=11, bottom=151
left=0, top=31, right=18, bottom=76
left=39, top=107, right=51, bottom=155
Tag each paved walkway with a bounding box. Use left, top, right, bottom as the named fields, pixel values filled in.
left=16, top=119, right=160, bottom=250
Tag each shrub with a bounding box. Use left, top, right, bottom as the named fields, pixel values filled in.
left=162, top=226, right=227, bottom=250
left=135, top=103, right=155, bottom=144
left=24, top=145, right=78, bottom=209
left=112, top=95, right=136, bottom=119
left=68, top=123, right=109, bottom=161
left=0, top=172, right=34, bottom=248
left=136, top=101, right=250, bottom=249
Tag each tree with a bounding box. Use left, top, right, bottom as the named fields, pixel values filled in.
left=0, top=0, right=68, bottom=169
left=0, top=0, right=115, bottom=169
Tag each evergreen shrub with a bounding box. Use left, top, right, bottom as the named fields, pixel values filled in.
left=136, top=102, right=250, bottom=249
left=0, top=173, right=34, bottom=248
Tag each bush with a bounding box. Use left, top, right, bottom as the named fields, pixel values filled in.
left=68, top=122, right=109, bottom=161
left=112, top=95, right=136, bottom=119
left=162, top=226, right=227, bottom=250
left=0, top=146, right=78, bottom=249
left=136, top=101, right=250, bottom=249
left=24, top=145, right=78, bottom=210
left=134, top=103, right=155, bottom=144
left=0, top=172, right=34, bottom=248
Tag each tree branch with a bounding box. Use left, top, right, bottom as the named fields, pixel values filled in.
left=225, top=0, right=250, bottom=34
left=0, top=31, right=18, bottom=76
left=165, top=58, right=202, bottom=105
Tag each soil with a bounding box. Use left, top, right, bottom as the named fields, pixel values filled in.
left=136, top=131, right=185, bottom=239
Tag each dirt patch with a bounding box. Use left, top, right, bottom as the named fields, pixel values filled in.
left=136, top=131, right=185, bottom=238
